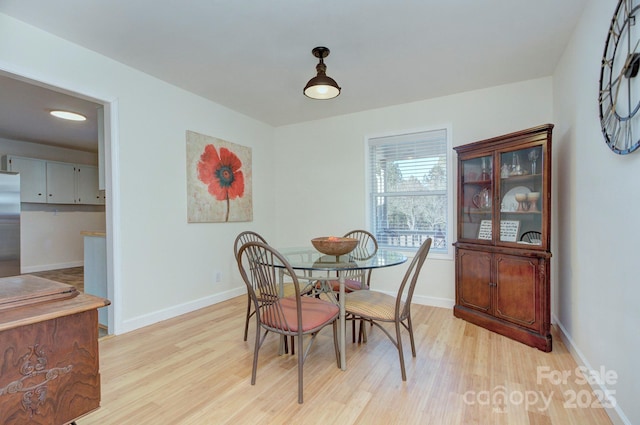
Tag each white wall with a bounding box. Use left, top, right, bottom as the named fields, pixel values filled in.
left=273, top=78, right=553, bottom=305
left=0, top=137, right=104, bottom=271
left=19, top=209, right=105, bottom=271
left=0, top=14, right=276, bottom=333
left=553, top=1, right=638, bottom=424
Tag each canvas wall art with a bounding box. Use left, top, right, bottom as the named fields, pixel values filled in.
left=186, top=130, right=253, bottom=223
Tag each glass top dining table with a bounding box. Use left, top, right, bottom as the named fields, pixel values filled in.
left=276, top=247, right=407, bottom=272
left=273, top=247, right=408, bottom=370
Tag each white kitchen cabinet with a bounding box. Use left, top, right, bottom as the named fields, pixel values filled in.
left=76, top=165, right=104, bottom=205
left=46, top=161, right=77, bottom=204
left=2, top=155, right=104, bottom=205
left=3, top=155, right=47, bottom=203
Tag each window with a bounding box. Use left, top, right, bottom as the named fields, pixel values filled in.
left=367, top=127, right=452, bottom=257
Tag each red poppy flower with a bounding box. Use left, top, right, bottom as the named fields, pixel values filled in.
left=197, top=145, right=244, bottom=221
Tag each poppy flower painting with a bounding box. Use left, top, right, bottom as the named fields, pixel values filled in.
left=197, top=144, right=245, bottom=221
left=186, top=131, right=252, bottom=223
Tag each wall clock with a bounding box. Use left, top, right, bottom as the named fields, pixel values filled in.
left=599, top=0, right=640, bottom=154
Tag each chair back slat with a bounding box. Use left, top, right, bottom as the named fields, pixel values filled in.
left=234, top=231, right=267, bottom=257
left=343, top=229, right=378, bottom=260
left=396, top=238, right=432, bottom=320
left=343, top=229, right=379, bottom=287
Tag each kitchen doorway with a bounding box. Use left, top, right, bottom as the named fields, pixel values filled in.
left=0, top=70, right=117, bottom=336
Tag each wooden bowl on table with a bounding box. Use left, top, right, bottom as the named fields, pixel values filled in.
left=311, top=237, right=358, bottom=257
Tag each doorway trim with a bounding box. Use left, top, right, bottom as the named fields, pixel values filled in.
left=0, top=64, right=121, bottom=335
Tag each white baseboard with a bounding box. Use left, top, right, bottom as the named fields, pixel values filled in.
left=21, top=261, right=84, bottom=273
left=374, top=290, right=454, bottom=310
left=120, top=286, right=246, bottom=334
left=552, top=314, right=630, bottom=425
left=120, top=288, right=452, bottom=337
left=412, top=294, right=455, bottom=309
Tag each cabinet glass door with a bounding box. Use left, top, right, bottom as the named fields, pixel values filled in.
left=460, top=155, right=493, bottom=240
left=498, top=145, right=543, bottom=245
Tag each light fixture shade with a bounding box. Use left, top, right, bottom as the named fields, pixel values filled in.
left=50, top=110, right=87, bottom=121
left=304, top=47, right=341, bottom=100
left=304, top=75, right=341, bottom=100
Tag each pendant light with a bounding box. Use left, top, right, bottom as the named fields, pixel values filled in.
left=303, top=47, right=341, bottom=100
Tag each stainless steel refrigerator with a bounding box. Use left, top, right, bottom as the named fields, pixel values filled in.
left=0, top=171, right=20, bottom=277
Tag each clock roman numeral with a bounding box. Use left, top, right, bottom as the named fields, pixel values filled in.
left=622, top=0, right=631, bottom=18
left=610, top=25, right=621, bottom=42
left=602, top=109, right=618, bottom=139
left=618, top=119, right=634, bottom=151
left=602, top=106, right=619, bottom=139
left=599, top=73, right=614, bottom=102
left=599, top=88, right=612, bottom=106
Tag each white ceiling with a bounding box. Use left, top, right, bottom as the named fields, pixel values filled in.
left=0, top=0, right=588, bottom=152
left=0, top=74, right=102, bottom=152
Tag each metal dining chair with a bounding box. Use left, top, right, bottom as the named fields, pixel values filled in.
left=345, top=238, right=432, bottom=381
left=343, top=229, right=378, bottom=289
left=234, top=231, right=269, bottom=342
left=234, top=231, right=313, bottom=354
left=319, top=230, right=379, bottom=293
left=323, top=230, right=379, bottom=342
left=236, top=241, right=340, bottom=404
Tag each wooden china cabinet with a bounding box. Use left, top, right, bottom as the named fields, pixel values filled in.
left=453, top=124, right=553, bottom=352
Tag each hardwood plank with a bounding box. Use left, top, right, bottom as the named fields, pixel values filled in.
left=30, top=267, right=84, bottom=293
left=78, top=297, right=613, bottom=425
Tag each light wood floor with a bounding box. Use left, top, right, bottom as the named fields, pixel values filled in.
left=77, top=296, right=613, bottom=425
left=30, top=266, right=85, bottom=292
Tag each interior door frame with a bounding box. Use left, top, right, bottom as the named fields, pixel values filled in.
left=0, top=65, right=121, bottom=335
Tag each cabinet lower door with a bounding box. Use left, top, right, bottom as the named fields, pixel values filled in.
left=494, top=254, right=539, bottom=331
left=456, top=249, right=492, bottom=313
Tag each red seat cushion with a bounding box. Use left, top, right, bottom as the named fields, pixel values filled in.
left=261, top=296, right=339, bottom=332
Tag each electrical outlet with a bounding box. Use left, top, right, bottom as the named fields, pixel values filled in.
left=215, top=271, right=222, bottom=283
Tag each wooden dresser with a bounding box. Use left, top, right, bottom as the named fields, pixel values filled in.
left=0, top=275, right=110, bottom=425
